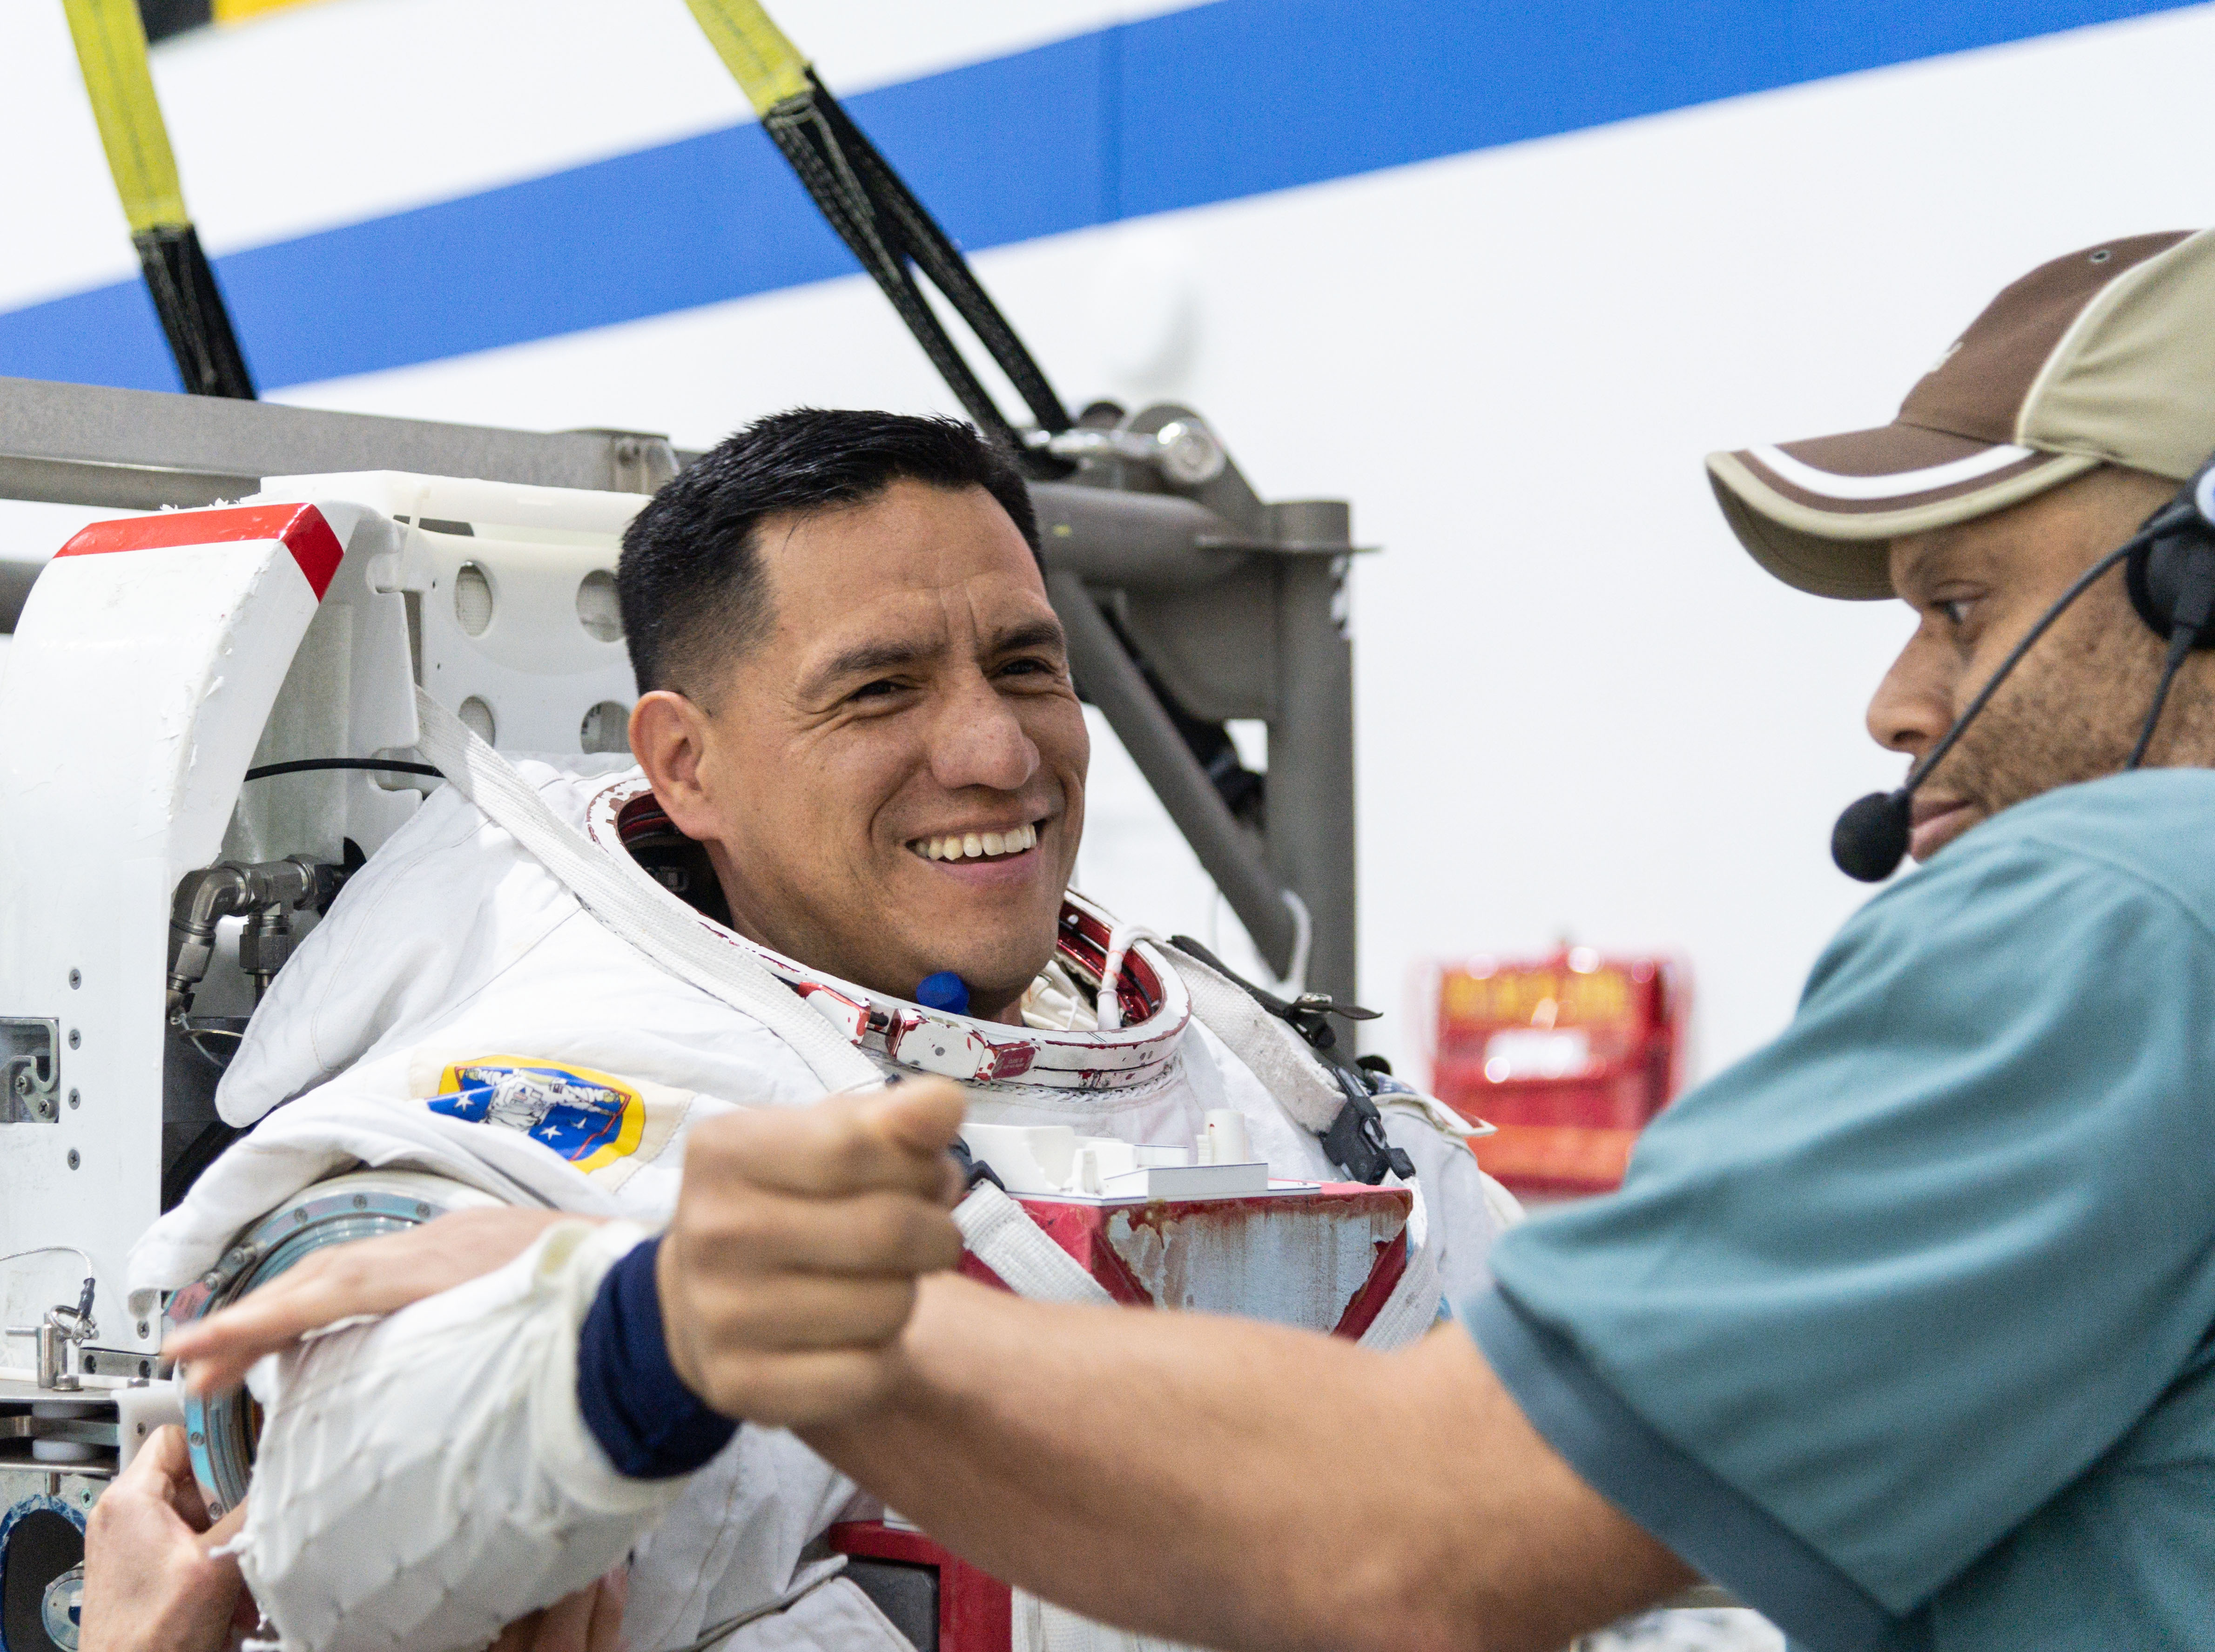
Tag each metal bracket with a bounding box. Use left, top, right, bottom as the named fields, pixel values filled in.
left=0, top=1415, right=118, bottom=1448
left=1034, top=418, right=1227, bottom=485
left=76, top=1346, right=156, bottom=1382
left=0, top=1019, right=58, bottom=1124
left=566, top=427, right=682, bottom=494
left=2, top=1321, right=76, bottom=1390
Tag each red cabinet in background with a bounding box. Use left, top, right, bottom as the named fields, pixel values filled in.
left=1428, top=948, right=1689, bottom=1197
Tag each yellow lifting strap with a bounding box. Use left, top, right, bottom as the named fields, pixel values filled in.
left=59, top=0, right=189, bottom=233
left=684, top=0, right=813, bottom=115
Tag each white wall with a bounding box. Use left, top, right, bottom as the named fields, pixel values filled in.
left=6, top=0, right=2214, bottom=1082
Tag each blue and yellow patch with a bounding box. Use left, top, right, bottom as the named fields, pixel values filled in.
left=427, top=1058, right=647, bottom=1173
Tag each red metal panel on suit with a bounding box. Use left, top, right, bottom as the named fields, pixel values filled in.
left=959, top=1186, right=1412, bottom=1329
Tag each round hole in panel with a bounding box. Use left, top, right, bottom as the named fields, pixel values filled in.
left=580, top=700, right=632, bottom=755
left=576, top=569, right=623, bottom=642
left=454, top=563, right=495, bottom=637
left=457, top=697, right=497, bottom=745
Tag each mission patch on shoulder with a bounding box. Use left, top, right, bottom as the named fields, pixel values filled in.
left=427, top=1058, right=647, bottom=1172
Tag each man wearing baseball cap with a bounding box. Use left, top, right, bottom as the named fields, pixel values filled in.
left=174, top=234, right=2215, bottom=1652
left=1710, top=229, right=2215, bottom=867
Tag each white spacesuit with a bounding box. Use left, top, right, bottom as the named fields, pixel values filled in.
left=129, top=718, right=1513, bottom=1652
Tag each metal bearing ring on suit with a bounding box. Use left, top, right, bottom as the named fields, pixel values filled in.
left=163, top=1169, right=502, bottom=1519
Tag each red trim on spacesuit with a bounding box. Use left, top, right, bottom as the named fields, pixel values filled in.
left=958, top=1199, right=1155, bottom=1306
left=1056, top=906, right=1166, bottom=1030
left=1328, top=1227, right=1411, bottom=1341
left=591, top=776, right=1192, bottom=1088
left=613, top=792, right=676, bottom=839
left=962, top=1188, right=1414, bottom=1336
left=826, top=1522, right=1014, bottom=1651
left=56, top=503, right=345, bottom=599
left=612, top=788, right=1166, bottom=1046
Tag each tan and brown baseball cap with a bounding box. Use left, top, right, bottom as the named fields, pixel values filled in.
left=1708, top=229, right=2215, bottom=599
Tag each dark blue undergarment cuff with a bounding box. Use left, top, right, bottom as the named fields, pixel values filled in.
left=576, top=1236, right=738, bottom=1479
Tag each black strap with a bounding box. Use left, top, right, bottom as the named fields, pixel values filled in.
left=1165, top=936, right=1414, bottom=1186
left=948, top=1139, right=1004, bottom=1195
left=759, top=75, right=1072, bottom=474
left=243, top=758, right=443, bottom=782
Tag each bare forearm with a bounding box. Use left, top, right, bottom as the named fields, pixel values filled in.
left=804, top=1276, right=1690, bottom=1652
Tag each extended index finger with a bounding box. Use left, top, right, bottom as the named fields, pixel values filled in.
left=166, top=1249, right=390, bottom=1396
left=168, top=1208, right=578, bottom=1395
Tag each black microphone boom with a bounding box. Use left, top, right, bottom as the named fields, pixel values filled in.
left=1831, top=789, right=1913, bottom=883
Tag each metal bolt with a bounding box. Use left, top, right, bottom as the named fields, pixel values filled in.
left=67, top=969, right=81, bottom=990
left=67, top=1149, right=80, bottom=1170
left=67, top=1090, right=79, bottom=1110
left=1155, top=419, right=1227, bottom=486
left=351, top=1193, right=368, bottom=1210
left=293, top=1208, right=309, bottom=1225
left=189, top=1431, right=204, bottom=1445
left=414, top=1202, right=432, bottom=1219
left=67, top=1029, right=79, bottom=1049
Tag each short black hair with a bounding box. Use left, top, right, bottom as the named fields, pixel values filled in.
left=617, top=408, right=1041, bottom=696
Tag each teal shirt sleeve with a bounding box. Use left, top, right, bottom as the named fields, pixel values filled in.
left=1471, top=778, right=2215, bottom=1641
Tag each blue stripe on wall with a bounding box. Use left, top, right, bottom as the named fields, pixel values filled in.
left=2, top=0, right=2199, bottom=393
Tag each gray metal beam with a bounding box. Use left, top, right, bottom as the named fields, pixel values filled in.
left=1047, top=568, right=1299, bottom=974
left=1029, top=484, right=1263, bottom=588
left=1265, top=504, right=1360, bottom=1011
left=0, top=375, right=679, bottom=510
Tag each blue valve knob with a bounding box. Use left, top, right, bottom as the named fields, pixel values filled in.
left=915, top=971, right=970, bottom=1015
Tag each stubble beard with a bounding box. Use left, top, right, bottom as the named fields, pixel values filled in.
left=1933, top=603, right=2215, bottom=831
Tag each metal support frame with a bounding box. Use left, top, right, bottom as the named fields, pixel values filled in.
left=0, top=377, right=1362, bottom=1001
left=0, top=375, right=681, bottom=519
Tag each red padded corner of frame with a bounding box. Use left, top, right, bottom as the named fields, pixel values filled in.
left=56, top=502, right=345, bottom=600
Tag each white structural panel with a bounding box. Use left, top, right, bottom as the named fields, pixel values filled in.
left=0, top=475, right=648, bottom=1350
left=0, top=504, right=369, bottom=1350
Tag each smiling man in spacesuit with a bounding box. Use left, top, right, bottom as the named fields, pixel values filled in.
left=619, top=413, right=1083, bottom=1032
left=130, top=409, right=1508, bottom=1652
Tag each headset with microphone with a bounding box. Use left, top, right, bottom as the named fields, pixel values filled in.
left=1832, top=452, right=2215, bottom=882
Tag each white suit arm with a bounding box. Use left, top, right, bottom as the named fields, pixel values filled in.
left=236, top=1219, right=691, bottom=1652
left=1378, top=1097, right=1523, bottom=1311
